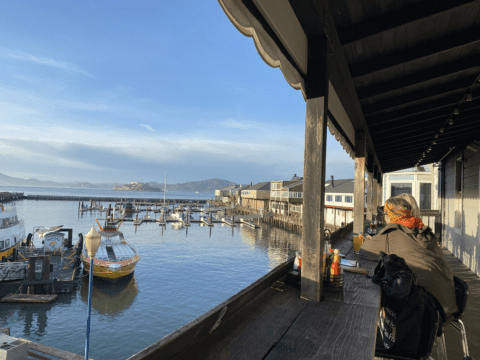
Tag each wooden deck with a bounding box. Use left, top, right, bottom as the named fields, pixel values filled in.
left=128, top=231, right=381, bottom=360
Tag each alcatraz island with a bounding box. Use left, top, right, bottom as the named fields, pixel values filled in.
left=113, top=182, right=163, bottom=192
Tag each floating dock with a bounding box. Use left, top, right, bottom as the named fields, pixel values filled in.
left=1, top=294, right=58, bottom=303
left=239, top=219, right=258, bottom=228
left=25, top=195, right=208, bottom=204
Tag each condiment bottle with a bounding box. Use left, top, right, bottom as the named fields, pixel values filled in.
left=330, top=249, right=342, bottom=280
left=322, top=240, right=332, bottom=277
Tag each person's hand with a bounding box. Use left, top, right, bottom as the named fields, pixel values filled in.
left=366, top=235, right=372, bottom=240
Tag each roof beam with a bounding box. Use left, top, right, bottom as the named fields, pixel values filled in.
left=366, top=93, right=480, bottom=126
left=357, top=56, right=480, bottom=100
left=349, top=24, right=480, bottom=78
left=369, top=103, right=480, bottom=135
left=338, top=0, right=476, bottom=45
left=362, top=77, right=474, bottom=115
left=377, top=133, right=473, bottom=157
left=374, top=121, right=480, bottom=146
left=290, top=0, right=383, bottom=174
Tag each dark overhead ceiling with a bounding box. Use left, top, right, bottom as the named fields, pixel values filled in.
left=324, top=0, right=480, bottom=172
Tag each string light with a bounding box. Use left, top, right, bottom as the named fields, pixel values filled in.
left=466, top=88, right=472, bottom=102
left=453, top=107, right=460, bottom=115
left=435, top=134, right=439, bottom=139
left=440, top=128, right=444, bottom=133
left=432, top=141, right=436, bottom=145
left=449, top=118, right=454, bottom=125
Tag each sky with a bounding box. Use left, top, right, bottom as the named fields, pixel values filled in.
left=0, top=1, right=354, bottom=185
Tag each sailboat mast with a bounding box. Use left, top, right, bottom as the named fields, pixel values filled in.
left=164, top=171, right=166, bottom=206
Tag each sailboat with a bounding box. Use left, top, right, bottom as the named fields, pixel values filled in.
left=81, top=219, right=140, bottom=283
left=160, top=171, right=168, bottom=213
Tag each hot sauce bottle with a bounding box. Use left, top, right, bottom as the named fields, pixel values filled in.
left=330, top=249, right=342, bottom=282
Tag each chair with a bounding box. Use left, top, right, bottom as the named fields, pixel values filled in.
left=449, top=276, right=473, bottom=360
left=374, top=276, right=474, bottom=360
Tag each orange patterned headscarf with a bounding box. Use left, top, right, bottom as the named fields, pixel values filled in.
left=384, top=201, right=424, bottom=229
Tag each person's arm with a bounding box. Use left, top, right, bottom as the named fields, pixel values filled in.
left=360, top=233, right=388, bottom=261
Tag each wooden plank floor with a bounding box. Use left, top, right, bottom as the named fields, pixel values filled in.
left=184, top=282, right=308, bottom=360
left=442, top=248, right=480, bottom=359
left=178, top=232, right=380, bottom=360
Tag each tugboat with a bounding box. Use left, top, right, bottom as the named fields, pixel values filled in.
left=81, top=219, right=140, bottom=283
left=0, top=202, right=26, bottom=261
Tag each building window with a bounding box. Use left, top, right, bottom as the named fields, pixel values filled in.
left=419, top=183, right=431, bottom=210
left=326, top=195, right=332, bottom=202
left=290, top=192, right=303, bottom=198
left=335, top=195, right=342, bottom=202
left=391, top=183, right=412, bottom=197
left=345, top=196, right=352, bottom=203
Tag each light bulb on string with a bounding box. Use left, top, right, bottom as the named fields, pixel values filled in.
left=440, top=128, right=444, bottom=133
left=432, top=141, right=436, bottom=145
left=435, top=134, right=439, bottom=139
left=453, top=107, right=460, bottom=115
left=466, top=88, right=472, bottom=102
left=449, top=118, right=454, bottom=125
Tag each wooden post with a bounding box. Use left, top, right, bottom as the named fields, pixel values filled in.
left=43, top=256, right=50, bottom=294
left=378, top=173, right=383, bottom=206
left=301, top=36, right=329, bottom=302
left=373, top=165, right=378, bottom=217
left=354, top=131, right=366, bottom=235
left=366, top=155, right=374, bottom=222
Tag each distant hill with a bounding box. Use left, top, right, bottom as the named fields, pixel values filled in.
left=147, top=179, right=236, bottom=193
left=0, top=172, right=121, bottom=189
left=0, top=173, right=235, bottom=193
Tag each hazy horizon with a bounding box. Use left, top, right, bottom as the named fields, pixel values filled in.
left=1, top=1, right=355, bottom=185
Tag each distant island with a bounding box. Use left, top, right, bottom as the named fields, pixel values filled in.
left=0, top=172, right=235, bottom=193
left=113, top=182, right=163, bottom=192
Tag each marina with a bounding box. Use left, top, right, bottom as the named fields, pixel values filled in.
left=0, top=197, right=301, bottom=359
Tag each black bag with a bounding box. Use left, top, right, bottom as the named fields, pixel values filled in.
left=372, top=252, right=447, bottom=357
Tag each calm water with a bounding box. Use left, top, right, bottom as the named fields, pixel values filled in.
left=0, top=188, right=301, bottom=360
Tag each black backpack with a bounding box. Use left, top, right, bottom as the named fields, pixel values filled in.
left=372, top=252, right=447, bottom=357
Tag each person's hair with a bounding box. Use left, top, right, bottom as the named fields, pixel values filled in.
left=396, top=193, right=421, bottom=218
left=385, top=196, right=412, bottom=215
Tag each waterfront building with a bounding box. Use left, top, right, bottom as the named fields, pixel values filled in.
left=214, top=184, right=243, bottom=201
left=240, top=182, right=271, bottom=210
left=270, top=180, right=302, bottom=215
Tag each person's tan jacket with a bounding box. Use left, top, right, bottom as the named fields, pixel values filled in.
left=360, top=224, right=457, bottom=322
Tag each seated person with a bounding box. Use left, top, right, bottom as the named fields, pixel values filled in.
left=361, top=194, right=457, bottom=324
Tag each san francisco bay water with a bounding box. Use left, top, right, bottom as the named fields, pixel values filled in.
left=0, top=186, right=301, bottom=359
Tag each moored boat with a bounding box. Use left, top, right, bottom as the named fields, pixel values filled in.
left=0, top=202, right=26, bottom=261
left=81, top=221, right=140, bottom=283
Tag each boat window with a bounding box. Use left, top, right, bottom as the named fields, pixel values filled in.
left=5, top=239, right=9, bottom=248
left=0, top=240, right=3, bottom=249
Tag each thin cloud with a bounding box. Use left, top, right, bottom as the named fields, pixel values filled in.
left=220, top=118, right=259, bottom=130
left=140, top=124, right=155, bottom=132
left=2, top=48, right=93, bottom=77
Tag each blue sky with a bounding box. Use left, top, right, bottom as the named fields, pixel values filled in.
left=0, top=1, right=354, bottom=185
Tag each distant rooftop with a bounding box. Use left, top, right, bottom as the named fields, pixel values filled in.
left=244, top=181, right=271, bottom=191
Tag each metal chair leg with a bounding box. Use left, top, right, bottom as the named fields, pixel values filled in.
left=451, top=319, right=470, bottom=358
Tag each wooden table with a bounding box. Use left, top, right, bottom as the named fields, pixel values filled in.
left=263, top=236, right=381, bottom=360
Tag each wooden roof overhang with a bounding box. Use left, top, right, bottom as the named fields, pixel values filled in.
left=218, top=0, right=480, bottom=173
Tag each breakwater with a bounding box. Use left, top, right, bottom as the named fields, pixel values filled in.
left=23, top=195, right=208, bottom=204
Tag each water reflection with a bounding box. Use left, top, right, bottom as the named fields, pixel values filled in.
left=80, top=275, right=138, bottom=316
